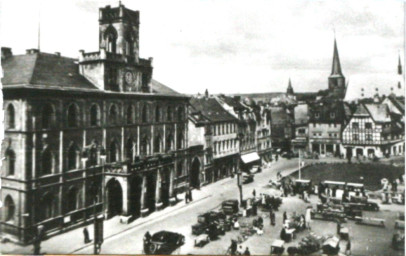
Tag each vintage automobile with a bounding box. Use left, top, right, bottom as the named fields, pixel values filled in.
left=191, top=211, right=226, bottom=238
left=222, top=199, right=239, bottom=215
left=293, top=179, right=313, bottom=194
left=147, top=231, right=185, bottom=255
left=242, top=173, right=254, bottom=184
left=250, top=165, right=262, bottom=174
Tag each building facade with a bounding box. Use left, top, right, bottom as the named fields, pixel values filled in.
left=342, top=101, right=405, bottom=158
left=1, top=3, right=190, bottom=243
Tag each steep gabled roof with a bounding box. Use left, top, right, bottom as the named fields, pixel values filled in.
left=364, top=103, right=391, bottom=123
left=189, top=97, right=238, bottom=123
left=330, top=38, right=343, bottom=76
left=353, top=104, right=369, bottom=116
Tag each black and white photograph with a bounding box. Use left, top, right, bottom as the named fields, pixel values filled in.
left=0, top=0, right=405, bottom=255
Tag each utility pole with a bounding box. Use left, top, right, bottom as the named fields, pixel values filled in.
left=298, top=149, right=301, bottom=180
left=237, top=169, right=243, bottom=205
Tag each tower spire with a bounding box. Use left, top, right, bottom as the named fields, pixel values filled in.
left=331, top=38, right=342, bottom=75
left=38, top=4, right=41, bottom=51
left=286, top=77, right=294, bottom=95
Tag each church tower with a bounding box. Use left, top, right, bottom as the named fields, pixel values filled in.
left=397, top=53, right=404, bottom=93
left=328, top=39, right=346, bottom=99
left=286, top=78, right=294, bottom=95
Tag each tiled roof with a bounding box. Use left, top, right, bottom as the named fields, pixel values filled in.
left=189, top=97, right=238, bottom=123
left=308, top=100, right=348, bottom=123
left=353, top=103, right=369, bottom=116
left=2, top=53, right=98, bottom=89
left=388, top=95, right=405, bottom=114
left=364, top=103, right=391, bottom=123
left=218, top=95, right=246, bottom=110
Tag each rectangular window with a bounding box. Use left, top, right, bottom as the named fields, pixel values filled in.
left=365, top=122, right=372, bottom=129
left=315, top=112, right=320, bottom=119
left=366, top=134, right=372, bottom=141
left=353, top=134, right=359, bottom=141
left=352, top=122, right=359, bottom=129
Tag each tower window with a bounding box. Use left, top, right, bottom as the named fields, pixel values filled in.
left=5, top=149, right=16, bottom=176
left=6, top=104, right=15, bottom=129
left=109, top=141, right=119, bottom=163
left=4, top=195, right=15, bottom=222
left=104, top=26, right=118, bottom=53
left=154, top=135, right=162, bottom=153
left=67, top=144, right=79, bottom=170
left=126, top=138, right=134, bottom=162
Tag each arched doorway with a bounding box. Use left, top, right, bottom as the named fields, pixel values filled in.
left=130, top=175, right=143, bottom=218
left=190, top=158, right=201, bottom=189
left=106, top=178, right=123, bottom=218
left=356, top=148, right=363, bottom=157
left=146, top=173, right=156, bottom=212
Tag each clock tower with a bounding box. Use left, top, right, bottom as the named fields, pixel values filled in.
left=79, top=3, right=153, bottom=93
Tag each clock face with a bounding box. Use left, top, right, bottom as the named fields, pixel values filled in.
left=125, top=71, right=133, bottom=84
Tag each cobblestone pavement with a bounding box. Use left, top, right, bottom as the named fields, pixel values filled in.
left=1, top=157, right=404, bottom=255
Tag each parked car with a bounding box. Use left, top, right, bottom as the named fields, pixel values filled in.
left=148, top=231, right=185, bottom=254
left=281, top=151, right=298, bottom=159
left=242, top=173, right=254, bottom=184
left=222, top=199, right=239, bottom=215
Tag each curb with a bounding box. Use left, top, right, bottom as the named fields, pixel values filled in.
left=69, top=194, right=212, bottom=254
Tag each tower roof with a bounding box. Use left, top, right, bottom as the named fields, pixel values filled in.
left=330, top=38, right=343, bottom=76
left=287, top=78, right=294, bottom=94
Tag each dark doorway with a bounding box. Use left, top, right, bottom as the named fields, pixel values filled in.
left=356, top=148, right=363, bottom=157
left=146, top=173, right=156, bottom=213
left=130, top=175, right=143, bottom=218
left=312, top=143, right=319, bottom=154
left=106, top=178, right=123, bottom=218
left=190, top=158, right=201, bottom=189
left=161, top=169, right=171, bottom=207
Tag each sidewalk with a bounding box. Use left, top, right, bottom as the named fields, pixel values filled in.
left=1, top=178, right=234, bottom=254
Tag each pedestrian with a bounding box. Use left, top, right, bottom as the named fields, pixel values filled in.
left=346, top=237, right=351, bottom=256
left=185, top=190, right=189, bottom=204
left=33, top=235, right=41, bottom=255
left=230, top=239, right=237, bottom=255
left=143, top=231, right=152, bottom=254
left=189, top=189, right=193, bottom=202
left=83, top=227, right=91, bottom=244
left=336, top=220, right=341, bottom=235
left=243, top=247, right=251, bottom=255
left=283, top=211, right=287, bottom=224
left=252, top=202, right=257, bottom=216
left=237, top=245, right=244, bottom=255
left=252, top=189, right=256, bottom=198
left=305, top=207, right=312, bottom=230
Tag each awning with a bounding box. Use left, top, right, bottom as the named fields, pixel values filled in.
left=241, top=152, right=260, bottom=164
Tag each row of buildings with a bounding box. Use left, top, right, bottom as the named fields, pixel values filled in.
left=1, top=3, right=404, bottom=244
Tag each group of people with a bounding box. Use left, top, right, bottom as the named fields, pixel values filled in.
left=228, top=239, right=251, bottom=255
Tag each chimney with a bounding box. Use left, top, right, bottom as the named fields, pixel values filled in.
left=1, top=47, right=12, bottom=60
left=373, top=94, right=380, bottom=103
left=26, top=48, right=39, bottom=54
left=54, top=52, right=61, bottom=57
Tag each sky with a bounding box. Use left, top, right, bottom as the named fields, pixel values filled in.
left=0, top=0, right=404, bottom=99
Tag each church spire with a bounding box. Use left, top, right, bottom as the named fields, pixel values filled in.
left=331, top=38, right=343, bottom=76
left=286, top=78, right=294, bottom=95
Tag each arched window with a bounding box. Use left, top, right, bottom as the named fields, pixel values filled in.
left=39, top=192, right=56, bottom=221
left=177, top=131, right=184, bottom=150
left=126, top=105, right=133, bottom=124
left=167, top=106, right=172, bottom=121
left=154, top=135, right=162, bottom=153
left=142, top=105, right=148, bottom=123
left=6, top=104, right=15, bottom=129
left=87, top=181, right=100, bottom=205
left=177, top=106, right=184, bottom=121
left=126, top=138, right=134, bottom=162
left=141, top=137, right=150, bottom=155
left=155, top=106, right=161, bottom=122
left=5, top=149, right=16, bottom=176
left=4, top=195, right=15, bottom=222
left=67, top=144, right=78, bottom=170
left=177, top=161, right=183, bottom=177
left=67, top=104, right=79, bottom=128
left=109, top=141, right=119, bottom=163
left=90, top=104, right=100, bottom=127
left=105, top=26, right=117, bottom=53
left=66, top=187, right=78, bottom=212
left=42, top=104, right=54, bottom=129
left=41, top=147, right=53, bottom=176
left=89, top=143, right=98, bottom=166
left=166, top=134, right=173, bottom=151
left=124, top=31, right=134, bottom=56
left=109, top=105, right=118, bottom=125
